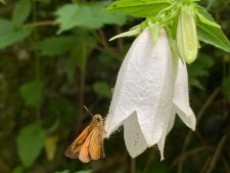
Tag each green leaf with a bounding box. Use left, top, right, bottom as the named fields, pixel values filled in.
left=0, top=0, right=5, bottom=4
left=55, top=3, right=127, bottom=33
left=0, top=20, right=32, bottom=49
left=55, top=4, right=79, bottom=33
left=106, top=0, right=171, bottom=17
left=54, top=171, right=70, bottom=173
left=93, top=82, right=111, bottom=98
left=195, top=5, right=220, bottom=28
left=37, top=36, right=78, bottom=56
left=20, top=80, right=44, bottom=107
left=35, top=0, right=51, bottom=3
left=197, top=20, right=230, bottom=53
left=188, top=53, right=214, bottom=90
left=12, top=0, right=32, bottom=25
left=54, top=170, right=92, bottom=173
left=11, top=167, right=24, bottom=173
left=109, top=25, right=141, bottom=41
left=17, top=124, right=46, bottom=167
left=45, top=135, right=58, bottom=161
left=222, top=76, right=230, bottom=100
left=74, top=171, right=92, bottom=173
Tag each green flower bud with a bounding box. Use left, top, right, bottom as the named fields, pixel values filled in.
left=177, top=7, right=198, bottom=64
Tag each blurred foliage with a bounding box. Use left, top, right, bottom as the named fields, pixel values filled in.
left=0, top=0, right=229, bottom=173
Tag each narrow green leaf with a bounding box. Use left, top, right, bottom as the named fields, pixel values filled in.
left=0, top=20, right=32, bottom=49
left=106, top=0, right=171, bottom=17
left=17, top=124, right=46, bottom=167
left=93, top=82, right=111, bottom=98
left=197, top=21, right=230, bottom=53
left=20, top=80, right=44, bottom=107
left=12, top=0, right=32, bottom=25
left=195, top=5, right=220, bottom=28
left=109, top=25, right=141, bottom=41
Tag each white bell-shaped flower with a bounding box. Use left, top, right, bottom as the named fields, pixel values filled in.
left=105, top=28, right=196, bottom=160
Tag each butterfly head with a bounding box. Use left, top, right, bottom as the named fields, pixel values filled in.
left=92, top=114, right=104, bottom=126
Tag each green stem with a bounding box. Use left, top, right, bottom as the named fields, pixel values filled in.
left=78, top=42, right=87, bottom=120
left=205, top=135, right=227, bottom=173
left=32, top=2, right=41, bottom=121
left=177, top=88, right=220, bottom=172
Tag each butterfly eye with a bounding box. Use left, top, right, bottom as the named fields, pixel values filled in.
left=97, top=118, right=101, bottom=123
left=96, top=117, right=101, bottom=121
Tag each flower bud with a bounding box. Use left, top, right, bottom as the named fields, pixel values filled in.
left=177, top=8, right=198, bottom=64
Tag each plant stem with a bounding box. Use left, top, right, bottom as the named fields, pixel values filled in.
left=32, top=1, right=41, bottom=121
left=26, top=20, right=56, bottom=27
left=131, top=158, right=136, bottom=173
left=78, top=42, right=87, bottom=120
left=205, top=135, right=227, bottom=173
left=177, top=87, right=220, bottom=173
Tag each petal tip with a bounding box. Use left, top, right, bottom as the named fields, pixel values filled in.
left=104, top=130, right=111, bottom=139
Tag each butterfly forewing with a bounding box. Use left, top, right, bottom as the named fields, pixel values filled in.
left=89, top=127, right=104, bottom=160
left=65, top=124, right=92, bottom=159
left=79, top=132, right=92, bottom=163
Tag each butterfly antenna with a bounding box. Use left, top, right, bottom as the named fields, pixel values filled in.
left=83, top=105, right=94, bottom=117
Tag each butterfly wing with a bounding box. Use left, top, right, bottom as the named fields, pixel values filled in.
left=89, top=127, right=105, bottom=160
left=65, top=125, right=92, bottom=159
left=78, top=131, right=93, bottom=163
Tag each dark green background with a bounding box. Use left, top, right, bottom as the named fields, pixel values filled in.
left=0, top=0, right=229, bottom=173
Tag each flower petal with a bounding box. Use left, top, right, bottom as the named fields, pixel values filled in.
left=173, top=59, right=196, bottom=130
left=105, top=28, right=175, bottom=149
left=123, top=112, right=148, bottom=158
left=166, top=112, right=176, bottom=135
left=105, top=28, right=151, bottom=137
left=157, top=107, right=176, bottom=161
